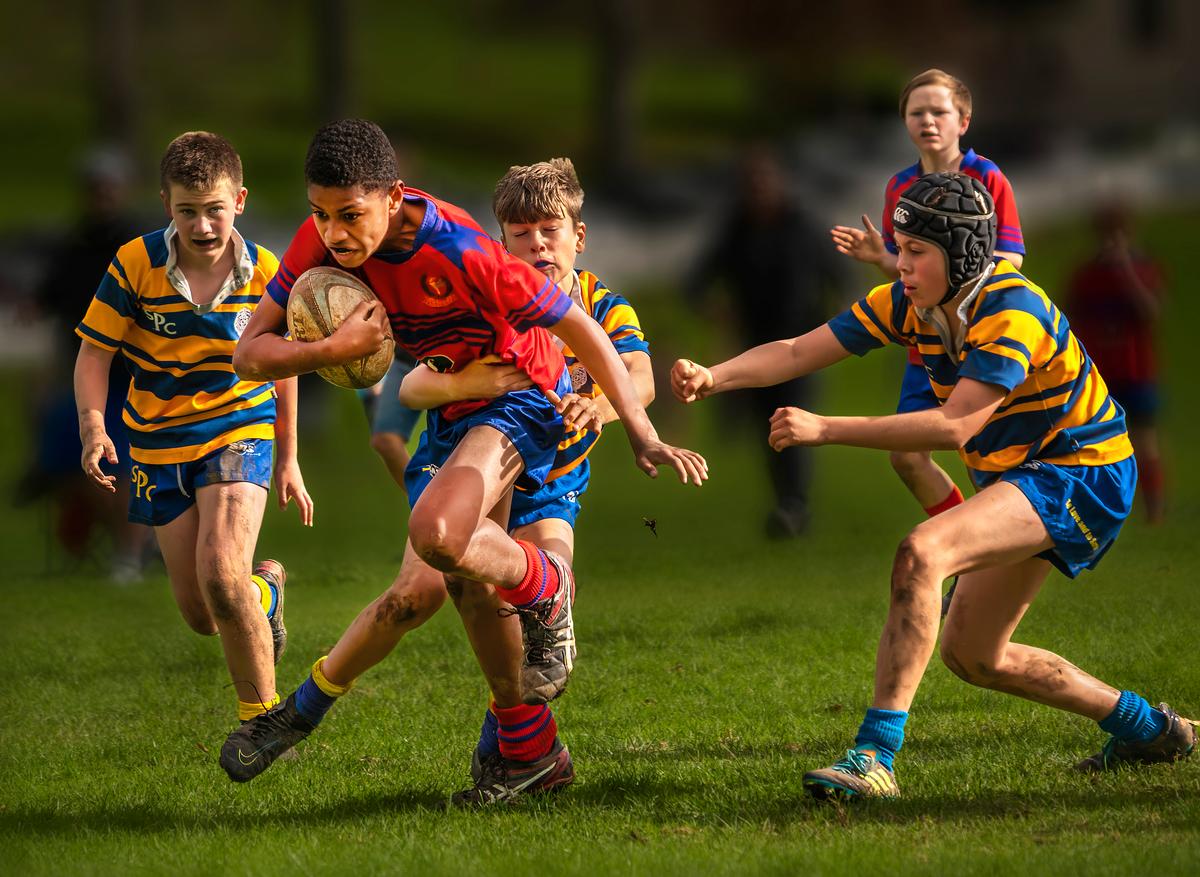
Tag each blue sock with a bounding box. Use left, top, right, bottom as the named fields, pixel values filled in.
left=293, top=675, right=338, bottom=726
left=1099, top=691, right=1166, bottom=743
left=265, top=583, right=279, bottom=618
left=478, top=708, right=499, bottom=757
left=855, top=708, right=908, bottom=771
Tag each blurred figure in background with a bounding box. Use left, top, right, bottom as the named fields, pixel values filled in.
left=687, top=144, right=840, bottom=538
left=1064, top=202, right=1167, bottom=523
left=17, top=147, right=152, bottom=580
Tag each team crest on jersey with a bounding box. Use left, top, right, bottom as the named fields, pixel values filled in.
left=420, top=354, right=455, bottom=373
left=569, top=363, right=590, bottom=391
left=421, top=275, right=455, bottom=308
left=234, top=307, right=252, bottom=336
left=893, top=206, right=910, bottom=225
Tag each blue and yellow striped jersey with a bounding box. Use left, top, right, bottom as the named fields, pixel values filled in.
left=827, top=260, right=1133, bottom=486
left=543, top=269, right=649, bottom=483
left=76, top=225, right=280, bottom=465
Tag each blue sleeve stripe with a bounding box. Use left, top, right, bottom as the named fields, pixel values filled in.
left=77, top=323, right=122, bottom=349
left=612, top=336, right=650, bottom=355
left=266, top=276, right=290, bottom=308
left=111, top=255, right=133, bottom=290
left=827, top=311, right=883, bottom=357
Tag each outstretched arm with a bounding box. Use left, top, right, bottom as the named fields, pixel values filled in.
left=830, top=214, right=900, bottom=279
left=672, top=323, right=851, bottom=403
left=767, top=377, right=1006, bottom=452
left=74, top=341, right=119, bottom=492
left=272, top=376, right=313, bottom=526
left=550, top=306, right=707, bottom=484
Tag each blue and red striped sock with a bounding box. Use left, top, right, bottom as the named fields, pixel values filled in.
left=494, top=702, right=557, bottom=763
left=502, top=541, right=561, bottom=608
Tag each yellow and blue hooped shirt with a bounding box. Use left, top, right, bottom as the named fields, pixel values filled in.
left=827, top=260, right=1133, bottom=487
left=76, top=224, right=280, bottom=465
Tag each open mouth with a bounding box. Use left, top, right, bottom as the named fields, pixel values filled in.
left=191, top=237, right=220, bottom=250
left=534, top=259, right=554, bottom=270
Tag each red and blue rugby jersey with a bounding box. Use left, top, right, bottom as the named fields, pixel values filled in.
left=827, top=260, right=1133, bottom=488
left=881, top=148, right=1025, bottom=366
left=266, top=189, right=571, bottom=420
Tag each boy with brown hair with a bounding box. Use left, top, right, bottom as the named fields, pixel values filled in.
left=831, top=69, right=1026, bottom=611
left=75, top=131, right=312, bottom=745
left=398, top=157, right=654, bottom=777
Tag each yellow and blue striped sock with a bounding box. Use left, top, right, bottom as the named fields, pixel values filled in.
left=250, top=572, right=277, bottom=618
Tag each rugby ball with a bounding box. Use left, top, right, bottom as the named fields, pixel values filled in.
left=286, top=266, right=395, bottom=389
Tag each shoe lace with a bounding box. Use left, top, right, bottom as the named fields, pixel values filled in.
left=831, top=748, right=874, bottom=777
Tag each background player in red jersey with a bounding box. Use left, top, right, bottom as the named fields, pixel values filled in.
left=219, top=120, right=706, bottom=804
left=1064, top=201, right=1166, bottom=522
left=831, top=69, right=1026, bottom=611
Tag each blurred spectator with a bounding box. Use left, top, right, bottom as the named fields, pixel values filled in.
left=686, top=144, right=841, bottom=538
left=16, top=147, right=153, bottom=579
left=1064, top=202, right=1167, bottom=523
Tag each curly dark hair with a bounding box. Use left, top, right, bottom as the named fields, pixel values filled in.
left=160, top=131, right=243, bottom=192
left=304, top=119, right=398, bottom=192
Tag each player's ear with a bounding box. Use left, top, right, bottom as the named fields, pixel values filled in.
left=575, top=221, right=586, bottom=254
left=387, top=180, right=405, bottom=216
left=959, top=113, right=971, bottom=137
left=233, top=186, right=248, bottom=215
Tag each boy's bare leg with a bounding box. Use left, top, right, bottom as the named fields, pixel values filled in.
left=889, top=450, right=958, bottom=510
left=511, top=517, right=576, bottom=566
left=321, top=542, right=449, bottom=686
left=871, top=481, right=1058, bottom=712
left=369, top=431, right=411, bottom=492
left=406, top=426, right=533, bottom=586
left=194, top=482, right=275, bottom=706
left=940, top=558, right=1119, bottom=719
left=155, top=506, right=217, bottom=636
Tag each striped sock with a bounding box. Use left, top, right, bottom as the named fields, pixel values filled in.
left=478, top=706, right=500, bottom=758
left=502, top=541, right=561, bottom=608
left=1100, top=690, right=1167, bottom=743
left=238, top=692, right=280, bottom=722
left=494, top=702, right=557, bottom=763
left=250, top=572, right=277, bottom=617
left=855, top=708, right=908, bottom=771
left=293, top=656, right=354, bottom=726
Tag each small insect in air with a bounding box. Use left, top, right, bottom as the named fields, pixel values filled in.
left=642, top=517, right=658, bottom=537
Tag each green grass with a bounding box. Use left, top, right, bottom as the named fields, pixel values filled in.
left=2, top=219, right=1199, bottom=874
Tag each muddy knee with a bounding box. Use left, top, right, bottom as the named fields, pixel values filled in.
left=408, top=509, right=471, bottom=572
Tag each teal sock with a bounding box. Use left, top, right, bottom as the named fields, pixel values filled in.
left=854, top=708, right=907, bottom=770
left=1099, top=691, right=1166, bottom=743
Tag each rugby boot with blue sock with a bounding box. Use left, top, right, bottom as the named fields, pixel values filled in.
left=803, top=746, right=901, bottom=800
left=220, top=692, right=315, bottom=782
left=1076, top=703, right=1196, bottom=771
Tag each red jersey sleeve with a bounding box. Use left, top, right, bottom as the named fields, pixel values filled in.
left=985, top=170, right=1025, bottom=256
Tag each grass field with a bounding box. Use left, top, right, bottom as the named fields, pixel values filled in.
left=2, top=217, right=1198, bottom=875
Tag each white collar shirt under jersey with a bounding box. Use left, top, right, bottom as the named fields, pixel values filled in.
left=162, top=221, right=255, bottom=313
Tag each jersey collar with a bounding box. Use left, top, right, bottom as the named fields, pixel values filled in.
left=162, top=221, right=254, bottom=312
left=915, top=262, right=996, bottom=357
